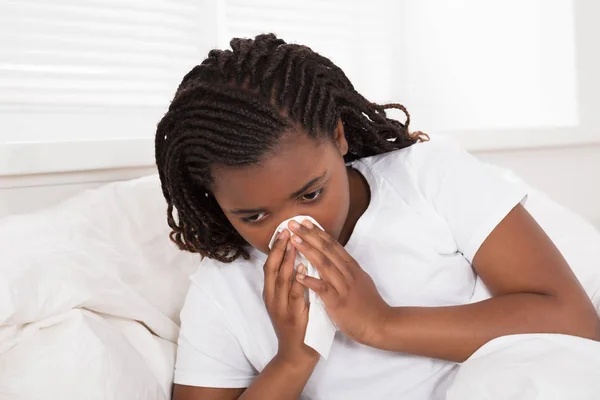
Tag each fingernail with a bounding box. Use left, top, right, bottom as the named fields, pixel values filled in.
left=302, top=219, right=314, bottom=228
left=296, top=265, right=305, bottom=280
left=289, top=220, right=300, bottom=229
left=293, top=235, right=303, bottom=244
left=275, top=232, right=281, bottom=241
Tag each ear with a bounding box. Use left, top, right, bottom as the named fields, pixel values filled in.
left=333, top=119, right=348, bottom=156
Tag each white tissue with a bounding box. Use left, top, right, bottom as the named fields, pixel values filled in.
left=268, top=216, right=338, bottom=359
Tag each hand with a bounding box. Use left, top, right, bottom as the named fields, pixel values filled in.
left=288, top=219, right=392, bottom=347
left=263, top=229, right=319, bottom=367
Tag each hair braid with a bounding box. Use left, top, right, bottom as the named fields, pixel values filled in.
left=155, top=33, right=428, bottom=262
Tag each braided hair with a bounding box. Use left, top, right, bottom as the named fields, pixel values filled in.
left=155, top=33, right=428, bottom=263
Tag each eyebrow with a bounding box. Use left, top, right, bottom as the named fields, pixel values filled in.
left=229, top=171, right=327, bottom=215
left=288, top=172, right=327, bottom=199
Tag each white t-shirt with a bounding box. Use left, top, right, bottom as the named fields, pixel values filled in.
left=174, top=136, right=528, bottom=399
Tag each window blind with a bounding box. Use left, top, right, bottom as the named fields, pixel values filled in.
left=220, top=0, right=397, bottom=103
left=1, top=0, right=210, bottom=108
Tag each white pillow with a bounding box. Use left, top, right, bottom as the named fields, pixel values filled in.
left=0, top=174, right=197, bottom=336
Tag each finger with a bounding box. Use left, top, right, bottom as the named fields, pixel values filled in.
left=289, top=263, right=308, bottom=314
left=274, top=237, right=296, bottom=303
left=291, top=237, right=346, bottom=295
left=263, top=229, right=289, bottom=302
left=288, top=219, right=355, bottom=278
left=299, top=219, right=354, bottom=271
left=296, top=270, right=336, bottom=306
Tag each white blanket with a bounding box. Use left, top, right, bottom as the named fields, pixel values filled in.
left=1, top=310, right=175, bottom=399
left=448, top=334, right=600, bottom=399
left=0, top=175, right=198, bottom=399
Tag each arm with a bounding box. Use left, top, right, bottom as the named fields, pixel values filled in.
left=173, top=355, right=316, bottom=400
left=239, top=355, right=317, bottom=399
left=173, top=385, right=244, bottom=400
left=174, top=230, right=318, bottom=400
left=289, top=207, right=600, bottom=363
left=374, top=204, right=600, bottom=362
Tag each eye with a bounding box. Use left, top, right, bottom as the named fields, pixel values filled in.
left=242, top=212, right=268, bottom=224
left=300, top=188, right=323, bottom=202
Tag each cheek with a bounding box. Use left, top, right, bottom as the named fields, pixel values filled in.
left=324, top=182, right=350, bottom=239
left=226, top=219, right=272, bottom=254
left=309, top=173, right=350, bottom=240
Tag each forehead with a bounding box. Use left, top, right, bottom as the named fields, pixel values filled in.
left=211, top=134, right=333, bottom=209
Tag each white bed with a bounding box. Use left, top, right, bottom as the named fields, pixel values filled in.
left=1, top=162, right=599, bottom=399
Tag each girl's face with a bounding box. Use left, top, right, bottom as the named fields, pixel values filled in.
left=211, top=126, right=350, bottom=255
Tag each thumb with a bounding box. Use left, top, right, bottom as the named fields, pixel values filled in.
left=289, top=264, right=308, bottom=313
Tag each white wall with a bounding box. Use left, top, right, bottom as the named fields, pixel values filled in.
left=475, top=145, right=600, bottom=228
left=1, top=0, right=599, bottom=229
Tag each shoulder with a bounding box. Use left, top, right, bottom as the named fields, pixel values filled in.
left=356, top=135, right=463, bottom=175
left=188, top=250, right=264, bottom=304
left=353, top=135, right=464, bottom=196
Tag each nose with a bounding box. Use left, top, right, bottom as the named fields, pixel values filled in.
left=268, top=210, right=316, bottom=242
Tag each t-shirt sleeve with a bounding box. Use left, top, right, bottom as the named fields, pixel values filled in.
left=411, top=136, right=528, bottom=263
left=174, top=280, right=256, bottom=388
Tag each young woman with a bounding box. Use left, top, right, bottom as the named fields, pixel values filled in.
left=155, top=34, right=600, bottom=399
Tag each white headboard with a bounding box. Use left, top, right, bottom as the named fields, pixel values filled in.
left=0, top=137, right=156, bottom=219
left=0, top=167, right=156, bottom=219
